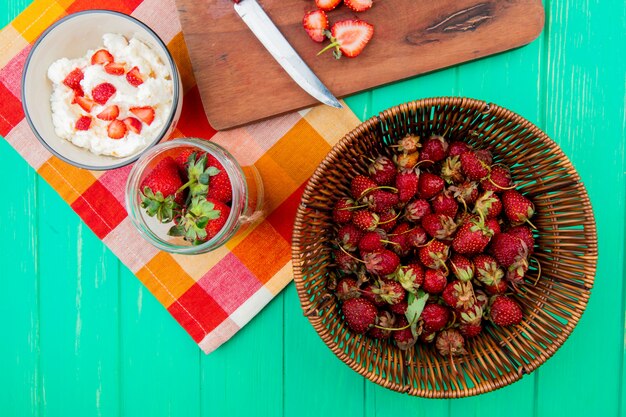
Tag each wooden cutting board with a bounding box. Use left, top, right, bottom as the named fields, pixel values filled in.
left=176, top=0, right=544, bottom=130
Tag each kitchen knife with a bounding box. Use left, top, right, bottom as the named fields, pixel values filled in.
left=232, top=0, right=342, bottom=108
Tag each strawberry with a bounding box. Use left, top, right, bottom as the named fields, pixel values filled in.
left=123, top=117, right=143, bottom=134
left=405, top=226, right=428, bottom=248
left=473, top=254, right=505, bottom=293
left=206, top=154, right=233, bottom=203
left=63, top=68, right=84, bottom=91
left=368, top=311, right=395, bottom=339
left=351, top=175, right=377, bottom=199
left=334, top=249, right=360, bottom=273
left=474, top=289, right=489, bottom=309
left=489, top=232, right=529, bottom=268
left=139, top=156, right=184, bottom=221
left=440, top=155, right=464, bottom=184
left=393, top=316, right=418, bottom=350
left=507, top=225, right=535, bottom=254
left=473, top=190, right=503, bottom=219
left=475, top=149, right=493, bottom=165
left=395, top=134, right=421, bottom=154
left=418, top=135, right=448, bottom=165
left=387, top=223, right=411, bottom=256
left=481, top=165, right=513, bottom=193
left=396, top=263, right=425, bottom=293
left=403, top=198, right=431, bottom=222
left=489, top=295, right=522, bottom=326
left=361, top=283, right=386, bottom=307
left=336, top=277, right=360, bottom=301
left=371, top=279, right=406, bottom=305
left=421, top=213, right=457, bottom=240
left=418, top=240, right=450, bottom=271
left=449, top=253, right=474, bottom=282
left=126, top=66, right=144, bottom=86
left=442, top=280, right=475, bottom=311
left=419, top=330, right=436, bottom=344
left=452, top=216, right=494, bottom=255
left=302, top=10, right=329, bottom=43
left=431, top=191, right=459, bottom=218
left=342, top=298, right=378, bottom=334
left=72, top=94, right=95, bottom=112
left=449, top=180, right=479, bottom=207
left=435, top=329, right=467, bottom=356
left=486, top=218, right=501, bottom=235
left=363, top=249, right=400, bottom=276
left=395, top=171, right=419, bottom=203
left=91, top=49, right=113, bottom=65
left=352, top=210, right=379, bottom=231
left=418, top=173, right=444, bottom=199
left=130, top=106, right=155, bottom=125
left=337, top=223, right=364, bottom=252
left=448, top=141, right=471, bottom=157
left=361, top=189, right=399, bottom=214
left=377, top=209, right=398, bottom=232
left=344, top=0, right=373, bottom=12
left=460, top=151, right=490, bottom=181
left=315, top=0, right=341, bottom=11
left=75, top=115, right=92, bottom=131
left=107, top=119, right=127, bottom=139
left=91, top=82, right=116, bottom=105
left=358, top=229, right=386, bottom=254
left=502, top=190, right=535, bottom=225
left=333, top=197, right=356, bottom=224
left=389, top=300, right=408, bottom=315
left=459, top=304, right=483, bottom=338
left=395, top=152, right=420, bottom=171
left=96, top=105, right=119, bottom=121
left=422, top=269, right=447, bottom=294
left=421, top=303, right=450, bottom=332
left=322, top=19, right=374, bottom=59
left=104, top=62, right=125, bottom=75
left=201, top=198, right=231, bottom=239
left=368, top=156, right=396, bottom=186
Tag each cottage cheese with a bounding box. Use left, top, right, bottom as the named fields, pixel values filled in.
left=47, top=33, right=173, bottom=157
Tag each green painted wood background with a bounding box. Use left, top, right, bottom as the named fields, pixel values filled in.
left=1, top=1, right=625, bottom=415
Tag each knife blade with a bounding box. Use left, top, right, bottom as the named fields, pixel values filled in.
left=232, top=0, right=342, bottom=108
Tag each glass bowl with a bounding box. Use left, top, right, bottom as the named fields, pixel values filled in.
left=125, top=138, right=264, bottom=254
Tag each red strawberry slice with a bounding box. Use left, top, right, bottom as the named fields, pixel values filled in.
left=126, top=66, right=144, bottom=87
left=322, top=19, right=374, bottom=59
left=63, top=68, right=84, bottom=91
left=302, top=10, right=329, bottom=43
left=96, top=105, right=120, bottom=121
left=130, top=106, right=155, bottom=125
left=123, top=117, right=143, bottom=134
left=75, top=115, right=92, bottom=131
left=72, top=94, right=95, bottom=112
left=344, top=0, right=373, bottom=12
left=104, top=62, right=126, bottom=75
left=107, top=119, right=127, bottom=139
left=91, top=83, right=116, bottom=105
left=91, top=49, right=114, bottom=65
left=315, top=0, right=341, bottom=11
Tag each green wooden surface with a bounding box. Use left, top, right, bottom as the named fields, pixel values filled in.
left=1, top=1, right=625, bottom=415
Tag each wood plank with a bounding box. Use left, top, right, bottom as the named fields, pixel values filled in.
left=176, top=0, right=544, bottom=129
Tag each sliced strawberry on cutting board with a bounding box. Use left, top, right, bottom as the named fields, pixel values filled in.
left=344, top=0, right=373, bottom=12
left=302, top=10, right=329, bottom=43
left=104, top=62, right=125, bottom=75
left=91, top=49, right=114, bottom=65
left=126, top=66, right=144, bottom=87
left=63, top=68, right=84, bottom=91
left=320, top=19, right=374, bottom=59
left=123, top=117, right=143, bottom=134
left=130, top=106, right=155, bottom=125
left=92, top=82, right=116, bottom=105
left=107, top=119, right=127, bottom=139
left=316, top=0, right=341, bottom=11
left=97, top=105, right=120, bottom=121
left=75, top=115, right=92, bottom=131
left=72, top=94, right=95, bottom=112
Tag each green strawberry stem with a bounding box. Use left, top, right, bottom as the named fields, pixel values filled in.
left=378, top=210, right=401, bottom=225
left=416, top=237, right=435, bottom=248
left=487, top=176, right=517, bottom=190
left=387, top=227, right=418, bottom=236
left=530, top=256, right=542, bottom=286
left=373, top=311, right=418, bottom=331
left=361, top=185, right=399, bottom=197
left=337, top=203, right=369, bottom=211
left=525, top=218, right=538, bottom=230
left=380, top=239, right=401, bottom=247
left=336, top=244, right=365, bottom=263
left=317, top=32, right=342, bottom=60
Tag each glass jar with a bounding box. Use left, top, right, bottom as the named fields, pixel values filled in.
left=125, top=138, right=264, bottom=254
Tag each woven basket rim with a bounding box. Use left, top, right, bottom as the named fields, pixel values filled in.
left=291, top=96, right=598, bottom=398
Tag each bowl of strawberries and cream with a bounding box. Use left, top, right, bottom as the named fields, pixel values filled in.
left=22, top=10, right=182, bottom=170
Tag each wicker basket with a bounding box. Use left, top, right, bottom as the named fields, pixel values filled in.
left=291, top=97, right=597, bottom=398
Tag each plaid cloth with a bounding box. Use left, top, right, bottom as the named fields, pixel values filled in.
left=0, top=0, right=359, bottom=353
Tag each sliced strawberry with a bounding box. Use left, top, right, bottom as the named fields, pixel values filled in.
left=96, top=105, right=120, bottom=121
left=91, top=82, right=116, bottom=105
left=75, top=115, right=92, bottom=131
left=315, top=0, right=341, bottom=11
left=104, top=62, right=125, bottom=75
left=91, top=49, right=114, bottom=65
left=72, top=94, right=95, bottom=112
left=63, top=68, right=84, bottom=91
left=126, top=66, right=144, bottom=87
left=123, top=117, right=143, bottom=134
left=323, top=19, right=374, bottom=59
left=130, top=106, right=155, bottom=125
left=107, top=119, right=127, bottom=139
left=303, top=10, right=329, bottom=43
left=344, top=0, right=373, bottom=12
